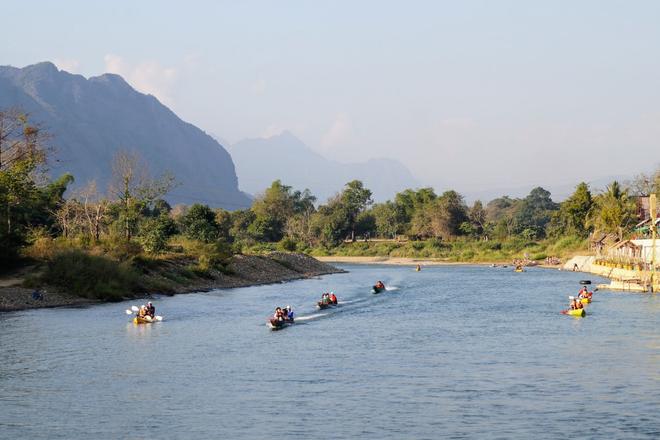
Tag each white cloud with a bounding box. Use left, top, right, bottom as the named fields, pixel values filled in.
left=103, top=54, right=177, bottom=106
left=262, top=124, right=285, bottom=138
left=53, top=58, right=81, bottom=73
left=321, top=113, right=352, bottom=148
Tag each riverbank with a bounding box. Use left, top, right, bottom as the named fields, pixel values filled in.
left=563, top=255, right=654, bottom=292
left=0, top=252, right=343, bottom=312
left=315, top=256, right=492, bottom=266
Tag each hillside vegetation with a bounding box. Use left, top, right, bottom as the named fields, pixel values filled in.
left=2, top=108, right=658, bottom=301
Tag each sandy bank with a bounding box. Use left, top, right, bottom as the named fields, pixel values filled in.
left=315, top=256, right=494, bottom=266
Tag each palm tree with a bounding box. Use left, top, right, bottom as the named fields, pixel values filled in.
left=588, top=181, right=637, bottom=241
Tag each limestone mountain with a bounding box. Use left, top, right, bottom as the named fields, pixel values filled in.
left=228, top=131, right=420, bottom=202
left=0, top=62, right=251, bottom=209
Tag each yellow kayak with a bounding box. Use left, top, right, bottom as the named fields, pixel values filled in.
left=133, top=316, right=155, bottom=324
left=514, top=269, right=524, bottom=273
left=580, top=297, right=592, bottom=304
left=563, top=308, right=586, bottom=317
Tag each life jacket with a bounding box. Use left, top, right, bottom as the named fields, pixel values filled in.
left=330, top=294, right=337, bottom=303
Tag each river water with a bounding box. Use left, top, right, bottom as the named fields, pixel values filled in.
left=1, top=264, right=658, bottom=439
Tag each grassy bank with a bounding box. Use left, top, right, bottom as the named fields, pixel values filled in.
left=304, top=236, right=589, bottom=263
left=9, top=235, right=341, bottom=306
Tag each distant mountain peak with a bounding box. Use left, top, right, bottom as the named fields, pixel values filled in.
left=230, top=131, right=420, bottom=202
left=0, top=62, right=251, bottom=209
left=23, top=61, right=59, bottom=74
left=89, top=72, right=132, bottom=88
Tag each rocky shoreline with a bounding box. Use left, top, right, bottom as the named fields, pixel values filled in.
left=0, top=252, right=345, bottom=312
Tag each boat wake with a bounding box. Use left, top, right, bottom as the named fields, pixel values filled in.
left=386, top=286, right=400, bottom=291
left=337, top=298, right=364, bottom=305
left=295, top=313, right=326, bottom=322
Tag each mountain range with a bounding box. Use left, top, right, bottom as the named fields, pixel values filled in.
left=228, top=131, right=420, bottom=202
left=0, top=62, right=251, bottom=209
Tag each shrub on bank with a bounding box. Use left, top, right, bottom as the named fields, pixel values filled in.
left=43, top=250, right=139, bottom=301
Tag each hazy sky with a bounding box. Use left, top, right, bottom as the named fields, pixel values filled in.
left=2, top=0, right=659, bottom=194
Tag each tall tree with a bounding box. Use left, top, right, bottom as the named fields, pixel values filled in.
left=341, top=180, right=373, bottom=241
left=588, top=181, right=636, bottom=240
left=426, top=190, right=469, bottom=239
left=179, top=203, right=219, bottom=243
left=371, top=201, right=404, bottom=238
left=468, top=200, right=487, bottom=237
left=110, top=150, right=175, bottom=241
left=249, top=180, right=316, bottom=242
left=548, top=182, right=593, bottom=237
left=514, top=187, right=558, bottom=239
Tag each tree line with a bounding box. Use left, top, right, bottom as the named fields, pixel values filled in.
left=1, top=109, right=658, bottom=270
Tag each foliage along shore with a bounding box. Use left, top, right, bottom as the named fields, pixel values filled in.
left=2, top=108, right=658, bottom=309
left=0, top=251, right=343, bottom=312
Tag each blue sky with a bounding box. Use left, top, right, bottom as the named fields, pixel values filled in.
left=2, top=0, right=660, bottom=194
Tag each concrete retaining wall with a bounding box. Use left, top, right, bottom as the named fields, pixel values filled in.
left=563, top=255, right=651, bottom=292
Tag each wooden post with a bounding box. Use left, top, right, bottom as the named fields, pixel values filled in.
left=650, top=194, right=657, bottom=292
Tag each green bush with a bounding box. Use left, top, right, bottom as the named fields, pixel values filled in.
left=278, top=237, right=298, bottom=252
left=43, top=250, right=139, bottom=301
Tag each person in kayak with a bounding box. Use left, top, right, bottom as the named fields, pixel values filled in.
left=329, top=292, right=337, bottom=304
left=569, top=296, right=583, bottom=310
left=273, top=307, right=285, bottom=321
left=321, top=293, right=330, bottom=304
left=285, top=305, right=294, bottom=321
left=578, top=286, right=592, bottom=299
left=138, top=305, right=148, bottom=318
left=375, top=281, right=385, bottom=290
left=145, top=302, right=155, bottom=318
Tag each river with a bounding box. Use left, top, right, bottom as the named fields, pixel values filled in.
left=1, top=264, right=658, bottom=439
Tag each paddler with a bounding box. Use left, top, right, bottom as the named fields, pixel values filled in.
left=569, top=296, right=579, bottom=310
left=329, top=292, right=337, bottom=304
left=146, top=301, right=155, bottom=318
left=578, top=286, right=590, bottom=299
left=273, top=307, right=284, bottom=321
left=285, top=305, right=294, bottom=321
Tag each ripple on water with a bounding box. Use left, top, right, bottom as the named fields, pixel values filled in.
left=0, top=265, right=659, bottom=439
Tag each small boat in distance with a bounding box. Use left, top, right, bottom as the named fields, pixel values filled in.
left=268, top=306, right=294, bottom=330
left=372, top=281, right=386, bottom=294
left=317, top=292, right=338, bottom=309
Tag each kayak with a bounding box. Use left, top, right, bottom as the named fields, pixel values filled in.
left=372, top=285, right=385, bottom=294
left=579, top=280, right=592, bottom=285
left=580, top=297, right=592, bottom=304
left=317, top=301, right=337, bottom=309
left=133, top=316, right=156, bottom=324
left=562, top=308, right=586, bottom=317
left=514, top=269, right=524, bottom=273
left=268, top=318, right=294, bottom=330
